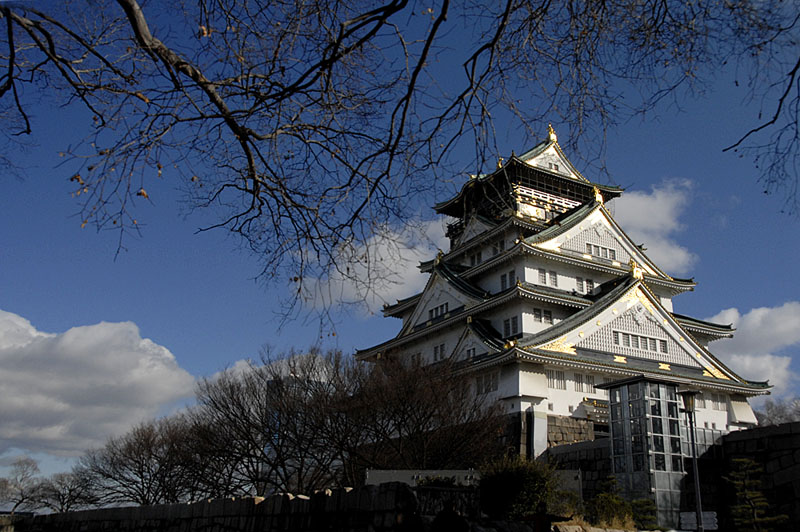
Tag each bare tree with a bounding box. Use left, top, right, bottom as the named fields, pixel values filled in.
left=328, top=357, right=506, bottom=484
left=0, top=457, right=43, bottom=514
left=755, top=396, right=800, bottom=426
left=76, top=414, right=196, bottom=505
left=37, top=472, right=95, bottom=513
left=193, top=351, right=341, bottom=496
left=1, top=1, right=797, bottom=317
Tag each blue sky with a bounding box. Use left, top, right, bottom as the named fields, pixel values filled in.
left=2, top=18, right=800, bottom=475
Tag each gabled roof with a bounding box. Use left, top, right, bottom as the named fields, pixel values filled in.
left=511, top=274, right=767, bottom=394
left=673, top=313, right=735, bottom=339
left=357, top=280, right=594, bottom=361
left=520, top=199, right=695, bottom=291
left=434, top=127, right=622, bottom=219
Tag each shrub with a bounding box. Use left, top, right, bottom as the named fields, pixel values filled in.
left=631, top=498, right=659, bottom=530
left=479, top=456, right=557, bottom=519
left=585, top=477, right=635, bottom=529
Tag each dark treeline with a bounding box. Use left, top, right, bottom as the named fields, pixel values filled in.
left=3, top=351, right=505, bottom=509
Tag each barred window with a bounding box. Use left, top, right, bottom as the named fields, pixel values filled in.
left=549, top=271, right=558, bottom=287
left=614, top=331, right=668, bottom=355
left=539, top=269, right=547, bottom=284
left=546, top=369, right=566, bottom=390
left=574, top=373, right=584, bottom=392
left=586, top=279, right=595, bottom=292
left=586, top=243, right=617, bottom=260
left=500, top=274, right=507, bottom=290
left=543, top=310, right=553, bottom=324
left=433, top=343, right=446, bottom=361
left=586, top=375, right=596, bottom=393
left=476, top=371, right=499, bottom=395
left=534, top=308, right=542, bottom=322
left=576, top=277, right=584, bottom=292
left=503, top=316, right=519, bottom=337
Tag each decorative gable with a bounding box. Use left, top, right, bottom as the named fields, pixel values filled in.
left=454, top=215, right=495, bottom=249
left=520, top=143, right=581, bottom=180
left=527, top=282, right=734, bottom=380
left=400, top=273, right=480, bottom=335
left=532, top=205, right=668, bottom=279
left=577, top=302, right=700, bottom=368
left=451, top=327, right=487, bottom=362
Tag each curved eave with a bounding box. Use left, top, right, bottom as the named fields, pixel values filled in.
left=525, top=202, right=679, bottom=283
left=435, top=157, right=622, bottom=217
left=515, top=348, right=770, bottom=396
left=357, top=284, right=590, bottom=361
left=437, top=261, right=490, bottom=300
left=516, top=242, right=695, bottom=294
left=383, top=293, right=423, bottom=318
left=468, top=318, right=507, bottom=351
left=673, top=313, right=735, bottom=339
left=520, top=277, right=749, bottom=384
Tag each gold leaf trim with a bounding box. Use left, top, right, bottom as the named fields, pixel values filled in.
left=540, top=336, right=576, bottom=355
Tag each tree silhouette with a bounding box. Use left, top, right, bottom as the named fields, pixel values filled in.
left=1, top=1, right=797, bottom=316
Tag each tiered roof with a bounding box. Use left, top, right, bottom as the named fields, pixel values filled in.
left=358, top=127, right=768, bottom=397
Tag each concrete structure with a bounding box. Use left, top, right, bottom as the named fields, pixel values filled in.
left=357, top=125, right=768, bottom=459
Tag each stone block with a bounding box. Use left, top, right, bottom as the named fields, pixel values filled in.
left=773, top=462, right=800, bottom=486
left=553, top=525, right=584, bottom=532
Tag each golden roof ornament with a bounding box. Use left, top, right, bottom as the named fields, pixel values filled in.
left=547, top=124, right=558, bottom=143
left=497, top=157, right=504, bottom=169
left=434, top=250, right=444, bottom=265
left=629, top=258, right=644, bottom=280
left=593, top=186, right=604, bottom=204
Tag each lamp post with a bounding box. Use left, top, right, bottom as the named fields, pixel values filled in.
left=678, top=390, right=704, bottom=532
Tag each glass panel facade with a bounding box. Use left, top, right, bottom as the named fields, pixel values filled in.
left=606, top=379, right=690, bottom=529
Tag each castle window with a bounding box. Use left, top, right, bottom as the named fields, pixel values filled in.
left=576, top=277, right=584, bottom=292
left=696, top=393, right=706, bottom=409
left=539, top=269, right=547, bottom=284
left=546, top=369, right=566, bottom=390
left=492, top=239, right=505, bottom=256
left=501, top=274, right=507, bottom=290
left=429, top=302, right=449, bottom=320
left=586, top=279, right=595, bottom=292
left=574, top=373, right=584, bottom=392
left=503, top=316, right=519, bottom=337
left=477, top=371, right=499, bottom=394
left=586, top=243, right=617, bottom=260
left=614, top=331, right=668, bottom=354
left=534, top=308, right=542, bottom=322
left=549, top=271, right=558, bottom=287
left=466, top=347, right=476, bottom=359
left=543, top=310, right=553, bottom=324
left=508, top=269, right=516, bottom=285
left=469, top=251, right=482, bottom=266
left=586, top=375, right=596, bottom=393
left=433, top=343, right=446, bottom=361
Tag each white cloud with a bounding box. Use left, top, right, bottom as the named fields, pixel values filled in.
left=0, top=310, right=195, bottom=457
left=706, top=302, right=800, bottom=396
left=303, top=219, right=448, bottom=315
left=612, top=179, right=697, bottom=275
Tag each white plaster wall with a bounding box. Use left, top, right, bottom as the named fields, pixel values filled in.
left=520, top=255, right=614, bottom=294
left=539, top=368, right=613, bottom=417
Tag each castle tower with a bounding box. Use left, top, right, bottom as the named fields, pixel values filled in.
left=356, top=126, right=768, bottom=458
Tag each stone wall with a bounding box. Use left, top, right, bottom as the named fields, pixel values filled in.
left=541, top=438, right=611, bottom=502
left=711, top=421, right=800, bottom=531
left=547, top=415, right=595, bottom=447
left=11, top=483, right=417, bottom=532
